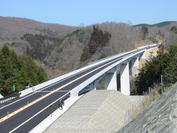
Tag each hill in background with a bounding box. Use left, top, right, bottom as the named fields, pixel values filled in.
left=0, top=16, right=77, bottom=40
left=133, top=21, right=176, bottom=27
left=0, top=16, right=177, bottom=79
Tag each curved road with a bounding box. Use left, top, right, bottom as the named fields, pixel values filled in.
left=0, top=46, right=154, bottom=133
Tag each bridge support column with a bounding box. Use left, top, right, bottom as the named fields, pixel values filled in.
left=93, top=77, right=102, bottom=90
left=120, top=60, right=130, bottom=95
left=131, top=56, right=139, bottom=77
left=78, top=77, right=102, bottom=95
left=104, top=67, right=117, bottom=90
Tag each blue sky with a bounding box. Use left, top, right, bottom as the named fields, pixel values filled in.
left=0, top=0, right=176, bottom=26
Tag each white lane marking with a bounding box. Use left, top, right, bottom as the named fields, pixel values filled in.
left=35, top=90, right=71, bottom=93
left=9, top=93, right=69, bottom=133
left=0, top=62, right=101, bottom=110
left=0, top=86, right=65, bottom=123
left=0, top=77, right=69, bottom=110
left=2, top=57, right=122, bottom=125
left=1, top=68, right=90, bottom=123
left=0, top=55, right=121, bottom=110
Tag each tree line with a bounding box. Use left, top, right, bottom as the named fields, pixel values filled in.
left=0, top=45, right=48, bottom=96
left=80, top=25, right=112, bottom=62
left=133, top=43, right=177, bottom=94
left=21, top=33, right=60, bottom=61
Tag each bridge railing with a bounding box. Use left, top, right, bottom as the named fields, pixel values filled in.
left=20, top=44, right=160, bottom=97
left=70, top=44, right=160, bottom=96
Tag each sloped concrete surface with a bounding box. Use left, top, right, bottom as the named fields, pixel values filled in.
left=118, top=83, right=177, bottom=133
left=44, top=90, right=132, bottom=133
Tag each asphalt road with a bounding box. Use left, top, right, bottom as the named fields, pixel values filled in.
left=0, top=47, right=148, bottom=133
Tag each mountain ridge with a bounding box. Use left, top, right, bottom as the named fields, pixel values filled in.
left=0, top=16, right=177, bottom=79
left=133, top=21, right=176, bottom=27
left=0, top=16, right=78, bottom=40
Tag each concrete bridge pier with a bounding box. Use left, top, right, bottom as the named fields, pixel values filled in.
left=120, top=60, right=130, bottom=95
left=131, top=55, right=140, bottom=77
left=104, top=67, right=118, bottom=90
left=93, top=77, right=102, bottom=90
left=78, top=77, right=102, bottom=95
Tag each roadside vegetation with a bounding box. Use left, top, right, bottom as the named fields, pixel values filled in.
left=132, top=43, right=177, bottom=95
left=129, top=43, right=177, bottom=120
left=0, top=45, right=48, bottom=96
left=129, top=88, right=161, bottom=121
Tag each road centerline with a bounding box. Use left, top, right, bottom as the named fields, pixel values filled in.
left=0, top=57, right=121, bottom=125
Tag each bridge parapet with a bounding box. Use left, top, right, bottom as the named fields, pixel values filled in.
left=20, top=44, right=160, bottom=97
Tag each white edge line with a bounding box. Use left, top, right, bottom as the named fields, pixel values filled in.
left=9, top=93, right=70, bottom=133
left=1, top=44, right=158, bottom=110
left=29, top=95, right=82, bottom=133
left=0, top=79, right=66, bottom=110
left=8, top=57, right=120, bottom=132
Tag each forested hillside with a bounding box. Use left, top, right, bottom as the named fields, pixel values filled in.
left=80, top=25, right=112, bottom=61
left=0, top=16, right=177, bottom=79
left=0, top=45, right=48, bottom=96
left=21, top=33, right=60, bottom=61
left=0, top=16, right=77, bottom=40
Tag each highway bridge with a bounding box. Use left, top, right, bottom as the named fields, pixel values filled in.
left=0, top=44, right=159, bottom=133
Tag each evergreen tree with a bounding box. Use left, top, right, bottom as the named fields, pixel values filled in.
left=141, top=26, right=148, bottom=40
left=0, top=45, right=48, bottom=96
left=133, top=44, right=173, bottom=95
left=170, top=26, right=177, bottom=34
left=80, top=46, right=91, bottom=62
left=88, top=25, right=112, bottom=55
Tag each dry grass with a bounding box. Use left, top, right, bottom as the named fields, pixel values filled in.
left=129, top=87, right=161, bottom=122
